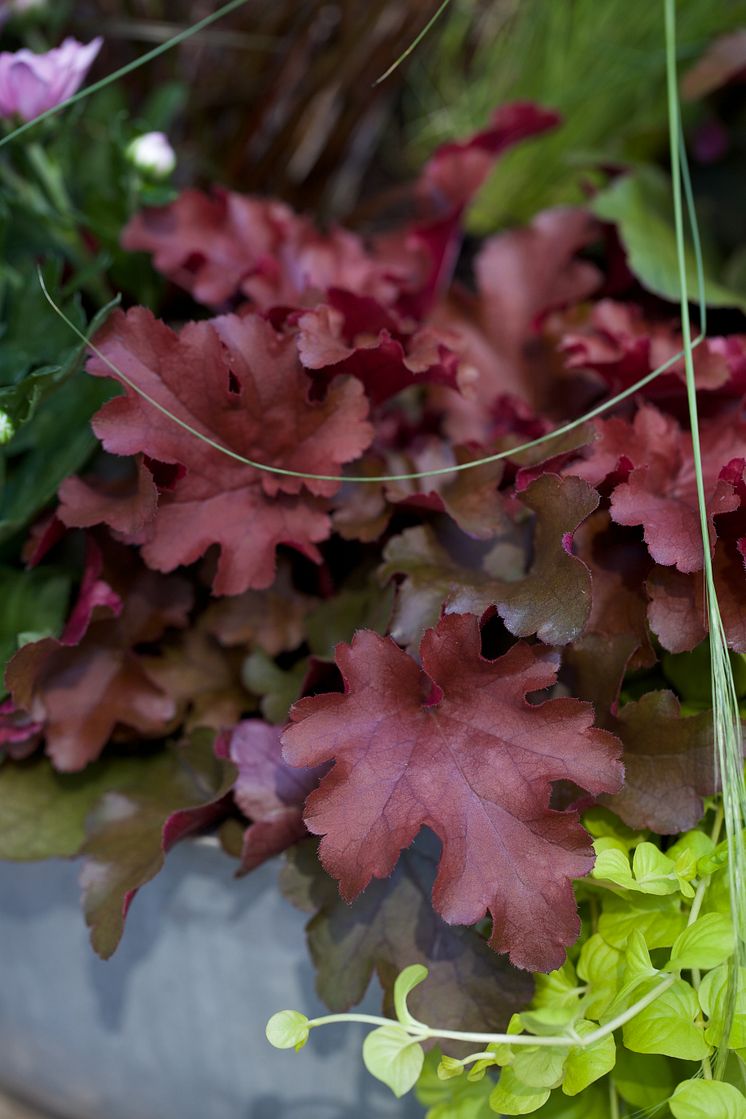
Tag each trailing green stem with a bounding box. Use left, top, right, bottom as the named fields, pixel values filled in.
left=304, top=975, right=676, bottom=1050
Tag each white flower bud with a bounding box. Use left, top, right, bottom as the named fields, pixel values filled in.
left=126, top=131, right=176, bottom=178
left=0, top=410, right=15, bottom=445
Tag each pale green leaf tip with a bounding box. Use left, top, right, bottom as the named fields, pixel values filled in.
left=394, top=963, right=429, bottom=1025
left=265, top=1010, right=310, bottom=1051
left=437, top=1056, right=465, bottom=1081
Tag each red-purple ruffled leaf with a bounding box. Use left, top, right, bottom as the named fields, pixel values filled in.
left=647, top=462, right=746, bottom=652
left=379, top=473, right=598, bottom=649
left=59, top=459, right=159, bottom=538
left=64, top=307, right=373, bottom=595
left=6, top=543, right=192, bottom=771
left=282, top=613, right=623, bottom=971
left=218, top=720, right=325, bottom=874
left=568, top=404, right=746, bottom=573
left=295, top=289, right=461, bottom=405
left=604, top=692, right=719, bottom=833
left=432, top=208, right=601, bottom=442
left=559, top=300, right=740, bottom=398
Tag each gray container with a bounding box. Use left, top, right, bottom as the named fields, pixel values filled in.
left=0, top=842, right=425, bottom=1119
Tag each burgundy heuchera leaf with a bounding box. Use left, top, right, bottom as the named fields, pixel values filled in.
left=5, top=540, right=192, bottom=771
left=282, top=613, right=623, bottom=972
left=432, top=207, right=601, bottom=442
left=121, top=103, right=560, bottom=321
left=417, top=101, right=560, bottom=216
left=217, top=721, right=326, bottom=873
left=6, top=539, right=192, bottom=774
left=281, top=836, right=533, bottom=1048
left=567, top=403, right=746, bottom=571
left=603, top=692, right=718, bottom=833
left=61, top=308, right=373, bottom=595
left=121, top=189, right=409, bottom=310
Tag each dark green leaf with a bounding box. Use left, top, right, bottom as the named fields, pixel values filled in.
left=0, top=372, right=112, bottom=541
left=80, top=731, right=236, bottom=958
left=0, top=565, right=70, bottom=699
left=0, top=752, right=145, bottom=861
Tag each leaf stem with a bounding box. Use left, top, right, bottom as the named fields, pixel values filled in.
left=610, top=1077, right=620, bottom=1119
left=307, top=976, right=677, bottom=1050
left=374, top=0, right=453, bottom=85
left=309, top=1013, right=407, bottom=1030
left=688, top=877, right=709, bottom=927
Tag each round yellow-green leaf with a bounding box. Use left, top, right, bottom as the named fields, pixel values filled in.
left=622, top=978, right=711, bottom=1061
left=362, top=1025, right=424, bottom=1098
left=265, top=1010, right=310, bottom=1051
left=670, top=1079, right=746, bottom=1119
left=562, top=1026, right=615, bottom=1096
left=489, top=1067, right=550, bottom=1115
left=666, top=913, right=735, bottom=972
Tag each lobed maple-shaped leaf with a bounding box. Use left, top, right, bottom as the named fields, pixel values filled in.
left=282, top=613, right=623, bottom=971
left=217, top=721, right=325, bottom=874
left=563, top=512, right=655, bottom=721
left=559, top=300, right=738, bottom=398
left=646, top=460, right=746, bottom=653
left=334, top=440, right=509, bottom=544
left=281, top=836, right=533, bottom=1049
left=379, top=473, right=598, bottom=649
left=5, top=540, right=192, bottom=771
left=203, top=560, right=316, bottom=656
left=603, top=692, right=719, bottom=834
left=122, top=189, right=419, bottom=311
left=431, top=207, right=601, bottom=443
left=65, top=307, right=373, bottom=595
left=294, top=289, right=462, bottom=406
left=121, top=104, right=559, bottom=321
left=80, top=730, right=236, bottom=958
left=567, top=403, right=746, bottom=573
left=58, top=458, right=159, bottom=538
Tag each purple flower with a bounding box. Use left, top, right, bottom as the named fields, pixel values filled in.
left=0, top=36, right=102, bottom=122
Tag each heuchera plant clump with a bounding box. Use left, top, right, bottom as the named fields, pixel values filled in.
left=1, top=11, right=746, bottom=1117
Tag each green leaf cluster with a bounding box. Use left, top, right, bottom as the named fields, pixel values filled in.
left=422, top=804, right=746, bottom=1117
left=0, top=75, right=184, bottom=555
